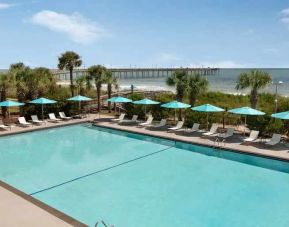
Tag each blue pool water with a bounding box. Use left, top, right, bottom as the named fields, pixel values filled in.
left=0, top=124, right=289, bottom=226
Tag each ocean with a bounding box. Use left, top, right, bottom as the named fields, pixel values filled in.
left=119, top=68, right=289, bottom=96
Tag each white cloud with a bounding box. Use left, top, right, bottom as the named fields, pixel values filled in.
left=189, top=60, right=246, bottom=68
left=30, top=10, right=104, bottom=44
left=0, top=3, right=14, bottom=9
left=281, top=8, right=289, bottom=16
left=280, top=8, right=289, bottom=26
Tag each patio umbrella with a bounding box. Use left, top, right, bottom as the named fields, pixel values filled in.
left=228, top=107, right=265, bottom=136
left=0, top=100, right=24, bottom=123
left=161, top=101, right=191, bottom=123
left=107, top=96, right=132, bottom=115
left=133, top=98, right=160, bottom=119
left=271, top=111, right=289, bottom=120
left=29, top=97, right=57, bottom=121
left=67, top=95, right=92, bottom=114
left=191, top=104, right=224, bottom=130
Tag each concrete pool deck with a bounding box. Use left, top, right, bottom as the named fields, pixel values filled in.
left=93, top=118, right=289, bottom=161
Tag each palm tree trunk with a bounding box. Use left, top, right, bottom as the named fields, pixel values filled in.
left=108, top=83, right=112, bottom=113
left=69, top=68, right=74, bottom=96
left=250, top=88, right=258, bottom=109
left=97, top=84, right=101, bottom=112
left=0, top=88, right=7, bottom=118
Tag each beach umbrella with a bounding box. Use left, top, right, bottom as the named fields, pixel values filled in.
left=0, top=100, right=25, bottom=123
left=133, top=98, right=160, bottom=119
left=29, top=97, right=57, bottom=121
left=107, top=96, right=132, bottom=114
left=228, top=107, right=265, bottom=136
left=271, top=111, right=289, bottom=120
left=161, top=101, right=191, bottom=122
left=191, top=104, right=225, bottom=130
left=67, top=95, right=92, bottom=114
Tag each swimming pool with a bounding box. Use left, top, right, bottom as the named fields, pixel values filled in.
left=0, top=124, right=289, bottom=226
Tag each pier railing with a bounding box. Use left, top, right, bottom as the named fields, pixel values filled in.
left=52, top=67, right=219, bottom=81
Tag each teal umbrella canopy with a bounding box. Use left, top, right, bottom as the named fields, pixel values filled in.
left=228, top=107, right=265, bottom=116
left=29, top=97, right=57, bottom=104
left=191, top=104, right=224, bottom=112
left=161, top=101, right=191, bottom=109
left=0, top=100, right=24, bottom=107
left=67, top=95, right=92, bottom=101
left=271, top=111, right=289, bottom=120
left=107, top=96, right=132, bottom=103
left=133, top=98, right=160, bottom=105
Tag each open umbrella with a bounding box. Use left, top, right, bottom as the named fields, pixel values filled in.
left=228, top=107, right=265, bottom=136
left=67, top=95, right=92, bottom=115
left=191, top=104, right=224, bottom=130
left=161, top=101, right=191, bottom=123
left=0, top=100, right=24, bottom=123
left=133, top=98, right=160, bottom=119
left=107, top=96, right=132, bottom=115
left=29, top=97, right=57, bottom=121
left=271, top=111, right=289, bottom=120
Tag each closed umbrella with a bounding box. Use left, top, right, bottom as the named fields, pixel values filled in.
left=228, top=107, right=265, bottom=136
left=133, top=98, right=160, bottom=119
left=161, top=101, right=191, bottom=123
left=0, top=100, right=24, bottom=123
left=107, top=96, right=132, bottom=115
left=191, top=104, right=224, bottom=130
left=67, top=95, right=92, bottom=115
left=29, top=97, right=57, bottom=121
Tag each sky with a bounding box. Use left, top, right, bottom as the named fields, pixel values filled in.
left=0, top=0, right=289, bottom=68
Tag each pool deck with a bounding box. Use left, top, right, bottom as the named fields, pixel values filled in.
left=93, top=118, right=289, bottom=162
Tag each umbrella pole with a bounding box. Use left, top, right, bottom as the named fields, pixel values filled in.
left=206, top=112, right=209, bottom=131
left=144, top=105, right=147, bottom=120
left=244, top=115, right=247, bottom=137
left=174, top=109, right=176, bottom=123
left=42, top=104, right=44, bottom=121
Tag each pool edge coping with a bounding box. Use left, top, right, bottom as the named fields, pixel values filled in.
left=0, top=180, right=88, bottom=227
left=92, top=123, right=289, bottom=163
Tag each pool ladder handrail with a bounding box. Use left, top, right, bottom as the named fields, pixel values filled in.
left=95, top=220, right=114, bottom=227
left=214, top=137, right=226, bottom=148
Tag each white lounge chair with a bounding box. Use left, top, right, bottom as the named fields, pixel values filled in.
left=119, top=115, right=138, bottom=124
left=139, top=115, right=153, bottom=127
left=218, top=128, right=235, bottom=139
left=244, top=130, right=259, bottom=142
left=149, top=119, right=167, bottom=129
left=59, top=112, right=72, bottom=120
left=18, top=117, right=32, bottom=127
left=48, top=113, right=62, bottom=122
left=265, top=133, right=282, bottom=146
left=203, top=124, right=218, bottom=136
left=111, top=113, right=125, bottom=122
left=31, top=115, right=45, bottom=125
left=183, top=123, right=200, bottom=133
left=0, top=120, right=12, bottom=130
left=168, top=121, right=184, bottom=132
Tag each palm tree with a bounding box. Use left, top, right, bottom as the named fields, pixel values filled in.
left=236, top=70, right=272, bottom=108
left=187, top=74, right=209, bottom=106
left=0, top=72, right=16, bottom=117
left=87, top=65, right=107, bottom=112
left=9, top=62, right=31, bottom=103
left=105, top=70, right=118, bottom=113
left=75, top=76, right=87, bottom=96
left=58, top=51, right=82, bottom=96
left=166, top=70, right=188, bottom=101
